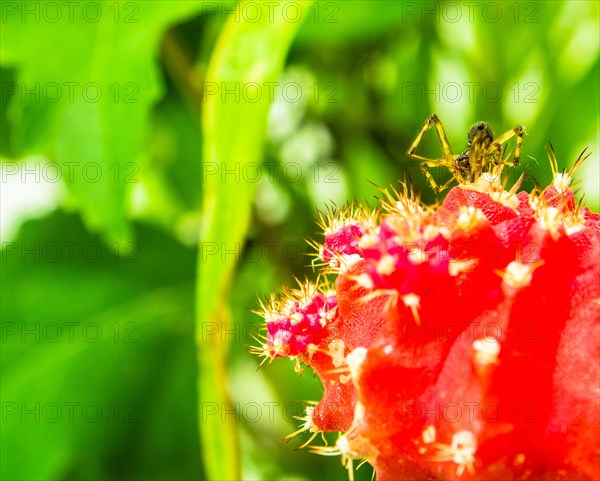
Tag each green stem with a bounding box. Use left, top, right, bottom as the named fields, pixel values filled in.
left=194, top=2, right=313, bottom=479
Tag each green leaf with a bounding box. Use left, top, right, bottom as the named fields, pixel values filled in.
left=196, top=2, right=312, bottom=479
left=295, top=0, right=415, bottom=44
left=1, top=1, right=205, bottom=242
left=0, top=212, right=202, bottom=481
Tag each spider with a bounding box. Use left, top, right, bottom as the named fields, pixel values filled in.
left=407, top=114, right=525, bottom=193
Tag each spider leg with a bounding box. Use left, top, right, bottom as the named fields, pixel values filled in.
left=420, top=162, right=443, bottom=194
left=407, top=114, right=455, bottom=165
left=501, top=148, right=515, bottom=166
left=468, top=140, right=487, bottom=182
left=488, top=125, right=525, bottom=166
left=512, top=126, right=524, bottom=166
left=491, top=143, right=509, bottom=166
left=420, top=160, right=461, bottom=194
left=407, top=114, right=456, bottom=191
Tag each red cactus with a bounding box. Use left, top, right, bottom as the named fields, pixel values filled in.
left=254, top=147, right=600, bottom=480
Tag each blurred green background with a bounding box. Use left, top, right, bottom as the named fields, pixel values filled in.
left=1, top=1, right=598, bottom=480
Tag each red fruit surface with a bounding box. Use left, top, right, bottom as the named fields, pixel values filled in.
left=256, top=169, right=600, bottom=480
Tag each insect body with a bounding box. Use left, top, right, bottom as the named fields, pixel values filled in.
left=407, top=114, right=525, bottom=192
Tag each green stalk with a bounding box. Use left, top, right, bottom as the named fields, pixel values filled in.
left=195, top=2, right=313, bottom=479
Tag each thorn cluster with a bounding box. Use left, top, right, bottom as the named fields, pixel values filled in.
left=253, top=148, right=600, bottom=480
